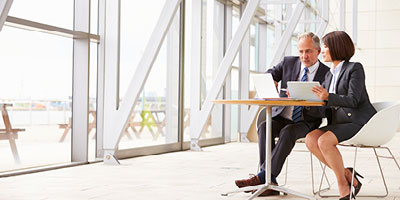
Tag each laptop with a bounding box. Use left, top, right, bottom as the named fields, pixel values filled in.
left=251, top=73, right=280, bottom=99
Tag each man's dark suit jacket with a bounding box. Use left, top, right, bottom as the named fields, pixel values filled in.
left=322, top=61, right=376, bottom=125
left=267, top=56, right=330, bottom=123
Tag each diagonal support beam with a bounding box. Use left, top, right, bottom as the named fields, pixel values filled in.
left=269, top=0, right=305, bottom=67
left=238, top=3, right=252, bottom=142
left=0, top=0, right=13, bottom=31
left=103, top=0, right=182, bottom=163
left=190, top=0, right=261, bottom=149
left=235, top=22, right=268, bottom=140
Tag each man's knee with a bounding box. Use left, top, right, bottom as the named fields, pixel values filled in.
left=278, top=126, right=299, bottom=144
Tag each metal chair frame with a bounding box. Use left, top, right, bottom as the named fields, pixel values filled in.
left=316, top=102, right=400, bottom=198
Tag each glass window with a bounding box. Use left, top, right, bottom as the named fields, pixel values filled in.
left=91, top=0, right=98, bottom=35
left=119, top=0, right=179, bottom=149
left=8, top=0, right=73, bottom=29
left=0, top=27, right=73, bottom=172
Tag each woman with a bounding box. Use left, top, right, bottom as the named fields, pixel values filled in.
left=306, top=31, right=377, bottom=200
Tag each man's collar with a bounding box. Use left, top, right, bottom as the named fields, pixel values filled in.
left=301, top=60, right=319, bottom=73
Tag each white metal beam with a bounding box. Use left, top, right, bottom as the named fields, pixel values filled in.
left=166, top=8, right=180, bottom=143
left=316, top=0, right=329, bottom=38
left=190, top=0, right=260, bottom=149
left=72, top=0, right=90, bottom=162
left=352, top=0, right=358, bottom=45
left=211, top=0, right=225, bottom=139
left=102, top=0, right=120, bottom=164
left=258, top=23, right=267, bottom=72
left=96, top=0, right=106, bottom=159
left=190, top=0, right=202, bottom=150
left=5, top=16, right=99, bottom=42
left=224, top=3, right=233, bottom=143
left=284, top=4, right=293, bottom=56
left=340, top=0, right=345, bottom=31
left=273, top=3, right=283, bottom=48
left=262, top=0, right=297, bottom=4
left=238, top=3, right=251, bottom=142
left=0, top=0, right=12, bottom=31
left=103, top=0, right=182, bottom=162
left=269, top=0, right=304, bottom=67
left=236, top=22, right=268, bottom=142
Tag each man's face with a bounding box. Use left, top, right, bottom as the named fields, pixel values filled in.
left=297, top=37, right=321, bottom=67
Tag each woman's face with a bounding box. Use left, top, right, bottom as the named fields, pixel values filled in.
left=321, top=44, right=332, bottom=62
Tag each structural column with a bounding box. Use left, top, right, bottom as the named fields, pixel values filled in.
left=72, top=0, right=90, bottom=162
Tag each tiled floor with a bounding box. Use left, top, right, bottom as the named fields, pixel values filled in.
left=0, top=133, right=399, bottom=200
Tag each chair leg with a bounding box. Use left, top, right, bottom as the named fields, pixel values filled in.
left=281, top=157, right=289, bottom=186
left=349, top=146, right=358, bottom=200
left=317, top=147, right=360, bottom=198
left=373, top=147, right=389, bottom=197
left=311, top=153, right=331, bottom=195
left=317, top=163, right=330, bottom=196
left=382, top=146, right=400, bottom=170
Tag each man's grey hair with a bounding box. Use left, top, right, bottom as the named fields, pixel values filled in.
left=297, top=32, right=320, bottom=49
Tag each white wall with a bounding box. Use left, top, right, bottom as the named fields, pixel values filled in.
left=327, top=0, right=400, bottom=103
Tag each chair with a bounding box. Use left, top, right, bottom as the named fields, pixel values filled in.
left=317, top=101, right=400, bottom=198
left=256, top=108, right=330, bottom=194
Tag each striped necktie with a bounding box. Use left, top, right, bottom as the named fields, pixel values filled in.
left=292, top=67, right=309, bottom=123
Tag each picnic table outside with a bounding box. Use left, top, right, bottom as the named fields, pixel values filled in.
left=0, top=103, right=25, bottom=164
left=125, top=109, right=166, bottom=140
left=58, top=110, right=98, bottom=142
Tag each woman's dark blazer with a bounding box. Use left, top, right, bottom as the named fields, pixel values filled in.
left=322, top=61, right=377, bottom=125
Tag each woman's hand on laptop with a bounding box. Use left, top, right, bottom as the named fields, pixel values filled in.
left=312, top=86, right=329, bottom=100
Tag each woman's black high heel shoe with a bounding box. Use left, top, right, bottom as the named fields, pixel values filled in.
left=346, top=167, right=364, bottom=196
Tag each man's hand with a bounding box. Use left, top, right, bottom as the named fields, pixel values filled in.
left=274, top=81, right=279, bottom=93
left=312, top=86, right=329, bottom=101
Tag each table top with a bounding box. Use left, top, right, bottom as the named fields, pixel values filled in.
left=213, top=99, right=325, bottom=106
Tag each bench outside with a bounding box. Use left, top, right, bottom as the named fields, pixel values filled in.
left=1, top=103, right=25, bottom=164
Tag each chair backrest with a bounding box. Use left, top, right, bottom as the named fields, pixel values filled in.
left=372, top=101, right=397, bottom=112
left=341, top=102, right=400, bottom=147
left=256, top=107, right=266, bottom=128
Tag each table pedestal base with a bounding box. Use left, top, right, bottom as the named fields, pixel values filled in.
left=222, top=184, right=318, bottom=200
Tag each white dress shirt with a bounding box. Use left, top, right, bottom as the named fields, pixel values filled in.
left=280, top=61, right=320, bottom=121
left=328, top=61, right=344, bottom=94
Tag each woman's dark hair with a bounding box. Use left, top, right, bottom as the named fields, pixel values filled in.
left=322, top=31, right=355, bottom=61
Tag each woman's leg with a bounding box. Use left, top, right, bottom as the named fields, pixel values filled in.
left=305, top=129, right=330, bottom=168
left=318, top=131, right=349, bottom=197
left=344, top=167, right=359, bottom=187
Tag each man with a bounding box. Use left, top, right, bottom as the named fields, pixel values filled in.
left=235, top=32, right=330, bottom=196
